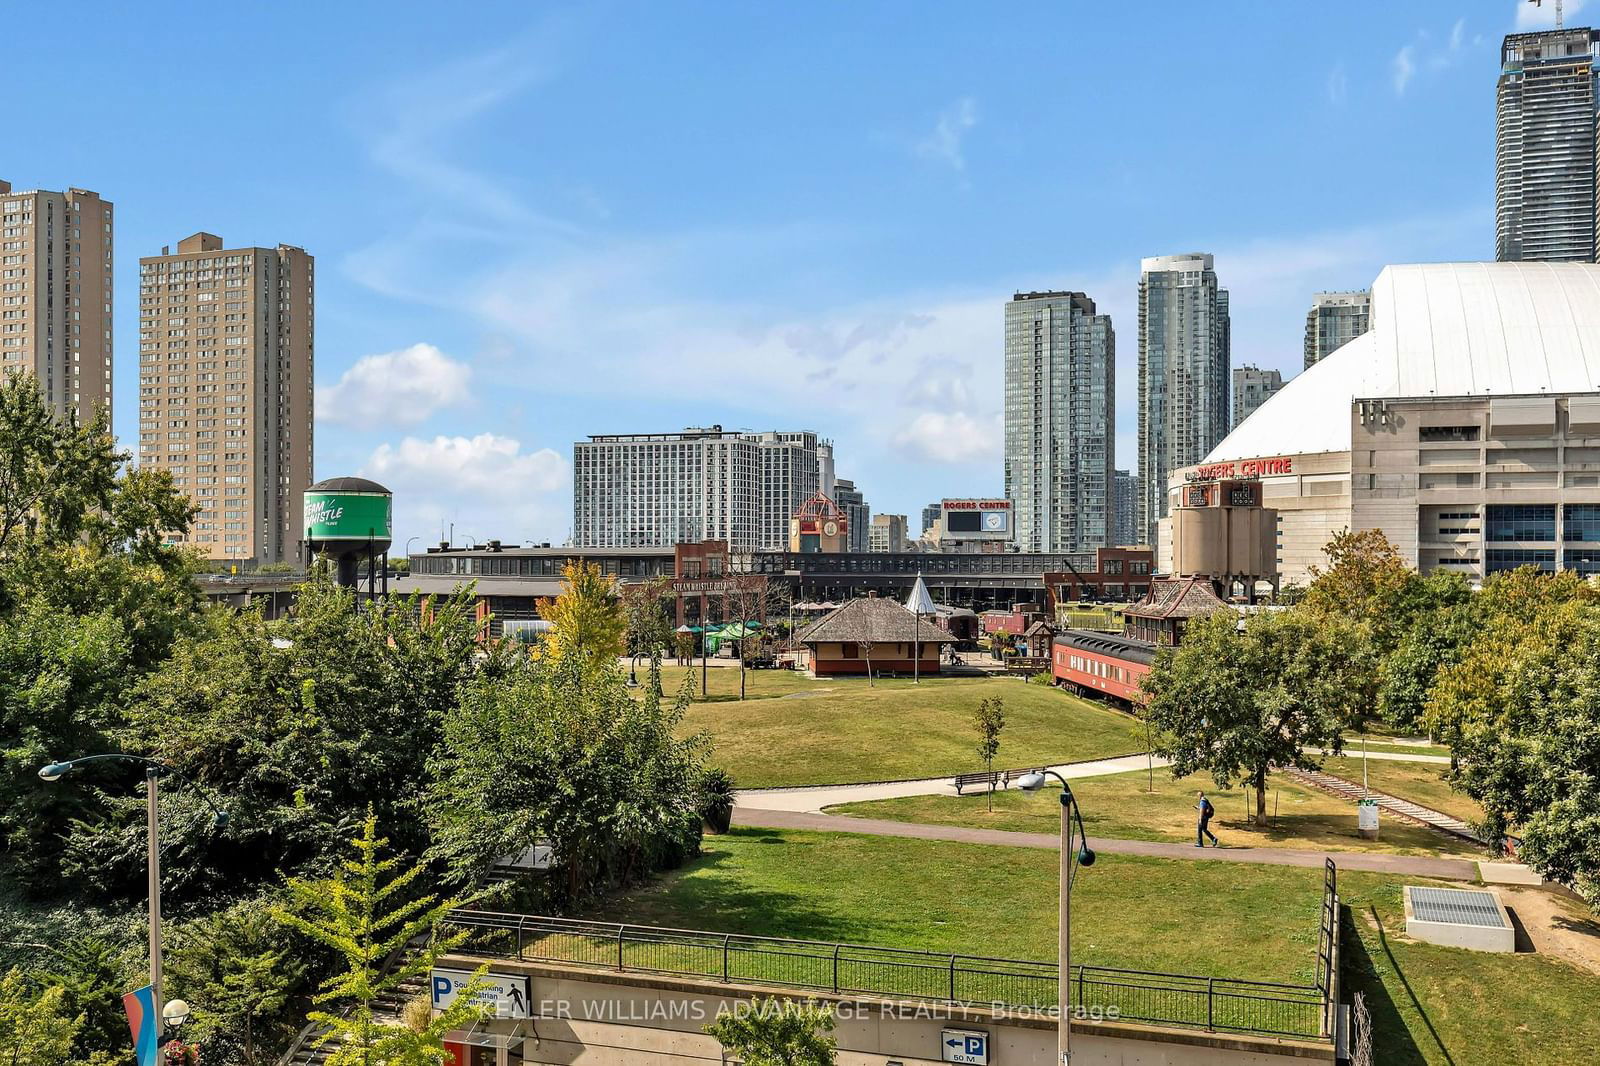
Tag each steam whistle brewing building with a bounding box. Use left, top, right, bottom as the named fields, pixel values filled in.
left=1163, top=262, right=1600, bottom=586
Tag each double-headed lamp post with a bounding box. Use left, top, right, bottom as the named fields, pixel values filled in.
left=38, top=755, right=227, bottom=1027
left=1015, top=770, right=1096, bottom=1065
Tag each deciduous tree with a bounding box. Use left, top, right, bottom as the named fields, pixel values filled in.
left=1142, top=610, right=1369, bottom=824
left=972, top=696, right=1006, bottom=811
left=539, top=561, right=625, bottom=673
left=0, top=970, right=84, bottom=1066
left=426, top=651, right=707, bottom=906
left=704, top=998, right=837, bottom=1066
left=1427, top=596, right=1600, bottom=903
left=166, top=898, right=308, bottom=1066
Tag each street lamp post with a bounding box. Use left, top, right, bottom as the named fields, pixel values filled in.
left=1015, top=769, right=1096, bottom=1065
left=38, top=755, right=227, bottom=1025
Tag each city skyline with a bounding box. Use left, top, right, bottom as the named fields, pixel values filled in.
left=2, top=2, right=1541, bottom=548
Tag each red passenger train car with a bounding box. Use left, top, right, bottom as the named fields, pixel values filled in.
left=1051, top=629, right=1155, bottom=706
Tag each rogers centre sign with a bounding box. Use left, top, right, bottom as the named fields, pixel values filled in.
left=943, top=499, right=1011, bottom=511
left=1193, top=457, right=1294, bottom=479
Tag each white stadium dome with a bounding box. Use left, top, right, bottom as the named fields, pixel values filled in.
left=1208, top=262, right=1600, bottom=462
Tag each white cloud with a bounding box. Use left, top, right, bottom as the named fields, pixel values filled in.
left=338, top=33, right=1484, bottom=533
left=1326, top=64, right=1348, bottom=104
left=365, top=432, right=566, bottom=495
left=915, top=97, right=978, bottom=171
left=362, top=433, right=570, bottom=543
left=1394, top=15, right=1482, bottom=97
left=1392, top=45, right=1416, bottom=95
left=318, top=343, right=472, bottom=427
left=893, top=411, right=1001, bottom=464
left=1517, top=0, right=1586, bottom=29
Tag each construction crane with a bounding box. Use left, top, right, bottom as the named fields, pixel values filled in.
left=1529, top=0, right=1565, bottom=30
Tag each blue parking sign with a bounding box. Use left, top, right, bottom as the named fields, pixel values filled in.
left=940, top=1027, right=989, bottom=1064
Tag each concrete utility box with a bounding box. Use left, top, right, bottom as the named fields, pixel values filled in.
left=1404, top=886, right=1515, bottom=952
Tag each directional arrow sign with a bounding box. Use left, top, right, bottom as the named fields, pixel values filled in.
left=939, top=1027, right=989, bottom=1064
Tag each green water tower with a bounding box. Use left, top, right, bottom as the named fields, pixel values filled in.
left=304, top=476, right=393, bottom=594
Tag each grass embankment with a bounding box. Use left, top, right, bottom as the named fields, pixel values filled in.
left=1320, top=756, right=1483, bottom=825
left=1340, top=877, right=1600, bottom=1066
left=828, top=769, right=1484, bottom=858
left=590, top=825, right=1328, bottom=983
left=590, top=827, right=1600, bottom=1065
left=669, top=673, right=1140, bottom=788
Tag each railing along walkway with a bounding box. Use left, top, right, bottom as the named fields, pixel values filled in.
left=443, top=909, right=1331, bottom=1041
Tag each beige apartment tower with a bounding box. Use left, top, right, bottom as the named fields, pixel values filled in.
left=138, top=233, right=313, bottom=565
left=0, top=180, right=114, bottom=426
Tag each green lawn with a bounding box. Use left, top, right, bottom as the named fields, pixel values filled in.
left=1320, top=756, right=1484, bottom=826
left=828, top=769, right=1484, bottom=858
left=590, top=825, right=1330, bottom=984
left=674, top=674, right=1142, bottom=788
left=588, top=827, right=1600, bottom=1065
left=1339, top=877, right=1600, bottom=1066
left=657, top=664, right=817, bottom=702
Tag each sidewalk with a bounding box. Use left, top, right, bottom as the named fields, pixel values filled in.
left=732, top=807, right=1484, bottom=881
left=735, top=747, right=1449, bottom=814
left=735, top=753, right=1166, bottom=813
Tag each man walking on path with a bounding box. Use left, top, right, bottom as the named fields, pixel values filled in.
left=1195, top=790, right=1218, bottom=847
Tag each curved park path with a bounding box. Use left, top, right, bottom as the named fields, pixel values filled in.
left=732, top=807, right=1482, bottom=881
left=732, top=747, right=1529, bottom=884
left=734, top=748, right=1450, bottom=814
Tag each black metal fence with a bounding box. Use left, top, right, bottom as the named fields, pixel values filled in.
left=444, top=910, right=1329, bottom=1040
left=1315, top=858, right=1340, bottom=1039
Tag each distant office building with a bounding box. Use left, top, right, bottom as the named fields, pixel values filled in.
left=1496, top=28, right=1600, bottom=262
left=0, top=180, right=113, bottom=426
left=1113, top=470, right=1139, bottom=547
left=832, top=478, right=871, bottom=553
left=138, top=232, right=314, bottom=565
left=573, top=425, right=829, bottom=551
left=818, top=442, right=836, bottom=499
left=869, top=513, right=907, bottom=552
left=921, top=502, right=941, bottom=535
left=1003, top=290, right=1115, bottom=553
left=1233, top=365, right=1285, bottom=429
left=1304, top=291, right=1372, bottom=369
left=1137, top=254, right=1230, bottom=547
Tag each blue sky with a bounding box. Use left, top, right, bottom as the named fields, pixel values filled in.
left=5, top=1, right=1565, bottom=547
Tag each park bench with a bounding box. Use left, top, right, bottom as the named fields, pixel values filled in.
left=953, top=767, right=1041, bottom=794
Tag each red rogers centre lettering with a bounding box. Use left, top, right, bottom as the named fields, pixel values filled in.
left=1193, top=457, right=1294, bottom=479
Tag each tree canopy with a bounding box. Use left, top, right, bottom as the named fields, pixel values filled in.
left=1142, top=609, right=1370, bottom=823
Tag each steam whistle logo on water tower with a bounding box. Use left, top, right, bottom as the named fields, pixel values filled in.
left=306, top=500, right=345, bottom=527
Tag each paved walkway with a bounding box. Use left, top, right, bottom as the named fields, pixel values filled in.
left=735, top=753, right=1166, bottom=813
left=732, top=807, right=1483, bottom=880
left=1313, top=747, right=1450, bottom=765
left=735, top=747, right=1450, bottom=814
